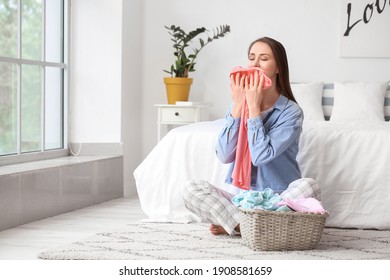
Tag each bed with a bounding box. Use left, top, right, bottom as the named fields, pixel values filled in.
left=134, top=81, right=390, bottom=229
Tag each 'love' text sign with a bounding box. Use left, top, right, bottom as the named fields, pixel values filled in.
left=340, top=0, right=390, bottom=57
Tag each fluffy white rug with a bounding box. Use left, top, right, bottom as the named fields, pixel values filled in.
left=38, top=223, right=390, bottom=260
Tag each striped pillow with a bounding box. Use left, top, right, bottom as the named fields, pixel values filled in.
left=322, top=83, right=390, bottom=121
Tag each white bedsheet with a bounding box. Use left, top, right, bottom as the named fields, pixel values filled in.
left=134, top=119, right=390, bottom=229
left=298, top=121, right=390, bottom=229
left=134, top=120, right=231, bottom=223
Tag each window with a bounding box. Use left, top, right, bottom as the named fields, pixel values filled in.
left=0, top=0, right=69, bottom=165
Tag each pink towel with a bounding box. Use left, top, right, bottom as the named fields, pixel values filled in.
left=278, top=198, right=326, bottom=214
left=229, top=67, right=272, bottom=190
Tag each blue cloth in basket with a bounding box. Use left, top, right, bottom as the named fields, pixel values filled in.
left=232, top=188, right=291, bottom=211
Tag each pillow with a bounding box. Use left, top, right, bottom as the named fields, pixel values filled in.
left=291, top=82, right=324, bottom=121
left=330, top=81, right=389, bottom=122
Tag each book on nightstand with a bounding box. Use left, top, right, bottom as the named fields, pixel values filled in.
left=175, top=101, right=203, bottom=106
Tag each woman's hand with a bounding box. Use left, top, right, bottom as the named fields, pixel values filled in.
left=230, top=72, right=246, bottom=118
left=245, top=73, right=264, bottom=119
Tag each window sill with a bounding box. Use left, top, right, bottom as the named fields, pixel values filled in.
left=0, top=155, right=121, bottom=176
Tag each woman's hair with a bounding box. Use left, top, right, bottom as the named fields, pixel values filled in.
left=247, top=37, right=297, bottom=103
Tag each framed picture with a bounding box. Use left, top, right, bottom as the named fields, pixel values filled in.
left=340, top=0, right=390, bottom=58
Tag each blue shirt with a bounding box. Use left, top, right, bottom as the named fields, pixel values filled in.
left=215, top=94, right=303, bottom=193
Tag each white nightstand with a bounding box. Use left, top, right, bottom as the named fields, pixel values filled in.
left=155, top=103, right=210, bottom=141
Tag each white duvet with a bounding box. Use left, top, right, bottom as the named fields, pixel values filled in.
left=298, top=121, right=390, bottom=229
left=134, top=120, right=230, bottom=223
left=134, top=119, right=390, bottom=229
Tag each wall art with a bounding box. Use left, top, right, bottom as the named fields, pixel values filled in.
left=340, top=0, right=390, bottom=57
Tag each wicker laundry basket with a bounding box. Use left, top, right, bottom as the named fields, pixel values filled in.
left=239, top=208, right=329, bottom=251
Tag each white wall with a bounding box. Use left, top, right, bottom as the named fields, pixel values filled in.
left=121, top=0, right=143, bottom=196
left=70, top=0, right=143, bottom=196
left=141, top=0, right=390, bottom=157
left=69, top=0, right=390, bottom=195
left=70, top=0, right=123, bottom=143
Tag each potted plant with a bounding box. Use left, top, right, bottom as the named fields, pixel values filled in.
left=163, top=24, right=231, bottom=104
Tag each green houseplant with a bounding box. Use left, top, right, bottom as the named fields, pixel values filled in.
left=163, top=24, right=231, bottom=104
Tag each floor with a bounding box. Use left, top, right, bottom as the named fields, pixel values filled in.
left=0, top=195, right=146, bottom=260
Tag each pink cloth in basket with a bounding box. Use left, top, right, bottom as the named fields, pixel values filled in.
left=229, top=67, right=272, bottom=190
left=278, top=198, right=326, bottom=214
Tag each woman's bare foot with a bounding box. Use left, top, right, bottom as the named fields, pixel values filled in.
left=209, top=224, right=241, bottom=236
left=209, top=224, right=228, bottom=235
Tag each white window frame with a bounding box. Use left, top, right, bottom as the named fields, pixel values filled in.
left=0, top=0, right=70, bottom=166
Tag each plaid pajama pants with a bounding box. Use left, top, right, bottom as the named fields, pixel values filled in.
left=181, top=179, right=240, bottom=236
left=181, top=178, right=320, bottom=236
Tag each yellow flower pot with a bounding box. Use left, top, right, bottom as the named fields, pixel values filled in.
left=164, top=77, right=193, bottom=104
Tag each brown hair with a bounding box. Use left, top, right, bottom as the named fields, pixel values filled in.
left=247, top=37, right=297, bottom=103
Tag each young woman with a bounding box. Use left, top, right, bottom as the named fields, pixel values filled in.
left=182, top=37, right=303, bottom=236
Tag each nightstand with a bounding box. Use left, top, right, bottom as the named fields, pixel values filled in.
left=154, top=103, right=210, bottom=141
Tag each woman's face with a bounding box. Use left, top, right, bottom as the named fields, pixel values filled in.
left=248, top=41, right=279, bottom=80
